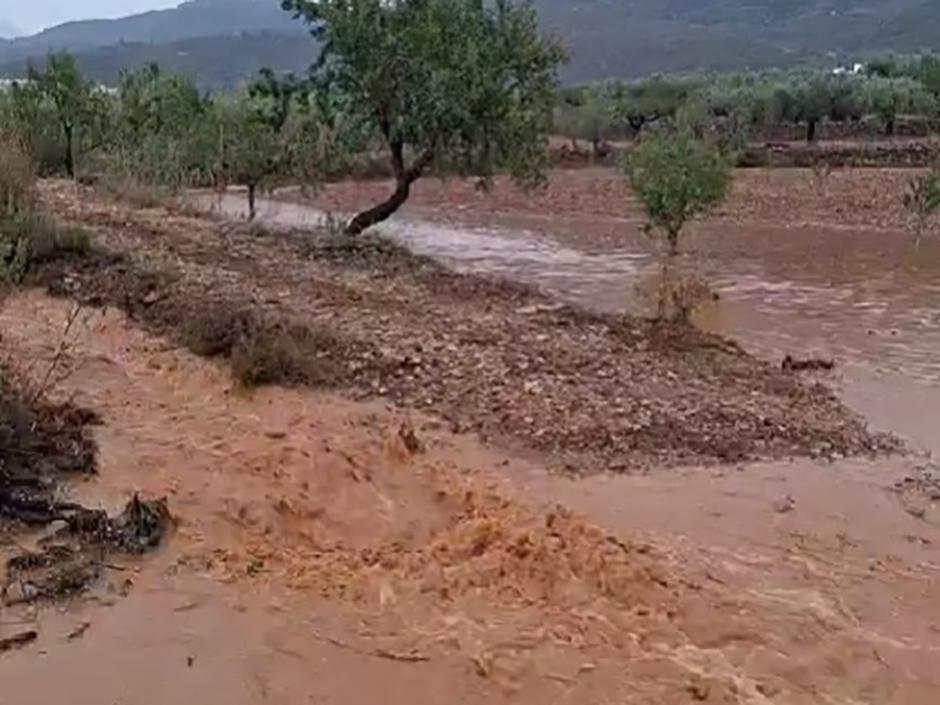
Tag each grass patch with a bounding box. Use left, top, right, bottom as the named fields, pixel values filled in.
left=1, top=212, right=92, bottom=284
left=0, top=128, right=92, bottom=284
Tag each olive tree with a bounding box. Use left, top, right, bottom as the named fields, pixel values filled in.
left=864, top=76, right=935, bottom=136
left=112, top=64, right=213, bottom=188
left=788, top=77, right=833, bottom=143
left=215, top=79, right=338, bottom=220
left=568, top=85, right=616, bottom=158
left=27, top=53, right=99, bottom=178
left=610, top=78, right=693, bottom=137
left=626, top=132, right=732, bottom=257
left=282, top=0, right=566, bottom=235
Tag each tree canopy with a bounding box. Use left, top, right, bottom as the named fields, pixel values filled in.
left=627, top=131, right=732, bottom=256
left=282, top=0, right=566, bottom=234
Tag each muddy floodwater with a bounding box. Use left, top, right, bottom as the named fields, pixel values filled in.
left=2, top=171, right=938, bottom=704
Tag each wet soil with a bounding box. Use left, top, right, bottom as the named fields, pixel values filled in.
left=34, top=181, right=891, bottom=473
left=0, top=291, right=936, bottom=704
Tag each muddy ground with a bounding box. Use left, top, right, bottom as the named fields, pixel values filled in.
left=0, top=171, right=937, bottom=703
left=0, top=290, right=937, bottom=704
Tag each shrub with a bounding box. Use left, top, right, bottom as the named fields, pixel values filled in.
left=904, top=170, right=940, bottom=251
left=0, top=130, right=91, bottom=283
left=626, top=131, right=732, bottom=256
left=183, top=304, right=344, bottom=388
left=0, top=213, right=92, bottom=283
left=0, top=130, right=37, bottom=217
left=182, top=305, right=255, bottom=358
left=230, top=321, right=342, bottom=389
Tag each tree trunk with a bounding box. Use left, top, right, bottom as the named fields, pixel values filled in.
left=345, top=143, right=433, bottom=236
left=64, top=124, right=75, bottom=179
left=667, top=228, right=680, bottom=257
left=806, top=120, right=817, bottom=143
left=628, top=115, right=646, bottom=138
left=247, top=183, right=257, bottom=222
left=345, top=178, right=412, bottom=236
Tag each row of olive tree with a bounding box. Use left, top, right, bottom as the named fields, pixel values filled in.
left=0, top=55, right=358, bottom=219
left=1, top=0, right=567, bottom=234
left=556, top=68, right=939, bottom=148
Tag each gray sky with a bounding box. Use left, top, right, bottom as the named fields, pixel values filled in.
left=3, top=1, right=182, bottom=34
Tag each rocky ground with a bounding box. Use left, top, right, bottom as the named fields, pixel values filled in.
left=33, top=180, right=894, bottom=473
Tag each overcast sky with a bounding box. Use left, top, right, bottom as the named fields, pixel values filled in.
left=3, top=1, right=182, bottom=34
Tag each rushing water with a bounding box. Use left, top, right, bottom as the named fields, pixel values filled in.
left=195, top=191, right=940, bottom=453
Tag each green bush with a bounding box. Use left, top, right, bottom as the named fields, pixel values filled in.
left=626, top=131, right=732, bottom=256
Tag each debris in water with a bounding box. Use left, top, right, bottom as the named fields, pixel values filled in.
left=399, top=421, right=424, bottom=454
left=0, top=630, right=38, bottom=652
left=66, top=621, right=91, bottom=641
left=781, top=354, right=835, bottom=372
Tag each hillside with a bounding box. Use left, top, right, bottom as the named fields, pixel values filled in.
left=1, top=0, right=940, bottom=86
left=0, top=0, right=300, bottom=66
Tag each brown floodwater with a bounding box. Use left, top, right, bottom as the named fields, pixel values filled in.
left=1, top=291, right=938, bottom=704
left=2, top=175, right=938, bottom=703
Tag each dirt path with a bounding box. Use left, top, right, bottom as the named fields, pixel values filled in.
left=1, top=291, right=938, bottom=704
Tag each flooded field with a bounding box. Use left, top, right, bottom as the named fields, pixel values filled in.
left=2, top=169, right=939, bottom=704
left=204, top=167, right=940, bottom=451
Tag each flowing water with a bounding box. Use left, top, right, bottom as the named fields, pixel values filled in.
left=198, top=192, right=940, bottom=454
left=1, top=184, right=938, bottom=704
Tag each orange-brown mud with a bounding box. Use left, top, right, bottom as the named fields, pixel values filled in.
left=0, top=171, right=938, bottom=703
left=0, top=291, right=937, bottom=704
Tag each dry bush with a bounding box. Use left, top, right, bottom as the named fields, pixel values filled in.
left=101, top=174, right=171, bottom=210
left=811, top=158, right=833, bottom=193
left=1, top=212, right=91, bottom=284
left=639, top=263, right=717, bottom=323
left=181, top=305, right=254, bottom=357
left=0, top=129, right=91, bottom=284
left=230, top=321, right=344, bottom=389
left=183, top=305, right=344, bottom=388
left=0, top=130, right=37, bottom=217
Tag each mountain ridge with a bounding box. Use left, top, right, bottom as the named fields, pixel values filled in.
left=1, top=0, right=939, bottom=86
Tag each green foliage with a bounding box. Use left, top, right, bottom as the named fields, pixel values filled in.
left=213, top=79, right=348, bottom=219
left=553, top=83, right=617, bottom=154
left=107, top=64, right=216, bottom=189
left=626, top=132, right=732, bottom=256
left=904, top=170, right=940, bottom=251
left=863, top=76, right=935, bottom=135
left=27, top=53, right=108, bottom=178
left=609, top=78, right=695, bottom=135
left=283, top=0, right=566, bottom=234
